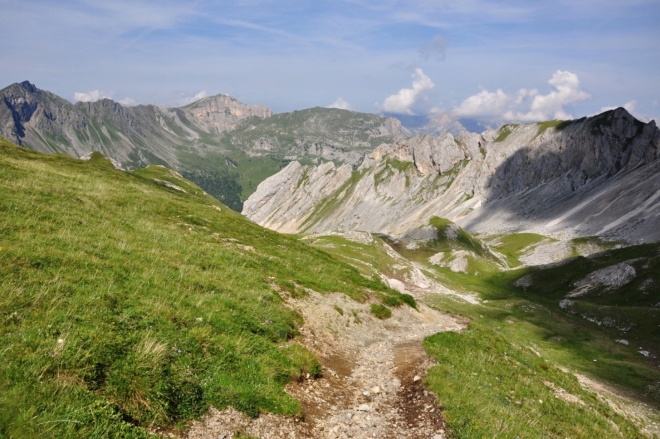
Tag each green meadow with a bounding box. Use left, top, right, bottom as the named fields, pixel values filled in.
left=0, top=139, right=411, bottom=438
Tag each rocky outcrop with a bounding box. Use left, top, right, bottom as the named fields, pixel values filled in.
left=180, top=94, right=272, bottom=133
left=243, top=109, right=660, bottom=243
left=371, top=133, right=480, bottom=175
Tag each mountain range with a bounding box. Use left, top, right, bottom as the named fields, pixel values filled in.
left=0, top=81, right=405, bottom=210
left=244, top=108, right=660, bottom=244
left=2, top=80, right=660, bottom=438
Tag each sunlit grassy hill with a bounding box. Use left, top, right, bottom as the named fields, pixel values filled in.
left=0, top=138, right=411, bottom=438
left=308, top=227, right=660, bottom=438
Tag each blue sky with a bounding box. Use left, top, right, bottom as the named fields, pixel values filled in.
left=1, top=0, right=659, bottom=124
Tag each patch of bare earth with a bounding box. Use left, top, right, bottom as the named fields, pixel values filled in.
left=185, top=290, right=465, bottom=439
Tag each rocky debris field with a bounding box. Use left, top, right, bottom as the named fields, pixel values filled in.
left=184, top=290, right=465, bottom=439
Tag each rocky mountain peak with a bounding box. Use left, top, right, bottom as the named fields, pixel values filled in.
left=180, top=93, right=272, bottom=134
left=0, top=81, right=71, bottom=144
left=17, top=80, right=38, bottom=93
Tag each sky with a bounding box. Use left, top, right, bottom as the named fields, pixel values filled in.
left=1, top=0, right=659, bottom=126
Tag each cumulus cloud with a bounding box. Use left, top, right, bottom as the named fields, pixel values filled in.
left=453, top=88, right=516, bottom=118
left=119, top=97, right=137, bottom=106
left=327, top=97, right=352, bottom=110
left=504, top=70, right=590, bottom=121
left=73, top=90, right=114, bottom=102
left=419, top=35, right=446, bottom=61
left=380, top=68, right=434, bottom=115
left=453, top=70, right=591, bottom=122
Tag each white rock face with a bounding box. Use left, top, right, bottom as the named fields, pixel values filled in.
left=243, top=108, right=660, bottom=243
left=566, top=262, right=637, bottom=298
left=518, top=241, right=573, bottom=266
left=242, top=161, right=353, bottom=233
left=182, top=94, right=271, bottom=133
left=428, top=250, right=472, bottom=273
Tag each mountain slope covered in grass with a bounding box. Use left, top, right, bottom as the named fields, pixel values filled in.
left=0, top=138, right=412, bottom=438
left=307, top=230, right=659, bottom=438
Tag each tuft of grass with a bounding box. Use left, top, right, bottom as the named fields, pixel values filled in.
left=536, top=119, right=572, bottom=137
left=281, top=344, right=322, bottom=379
left=494, top=124, right=517, bottom=142
left=0, top=138, right=396, bottom=437
left=333, top=305, right=344, bottom=315
left=370, top=303, right=392, bottom=319
left=351, top=309, right=362, bottom=324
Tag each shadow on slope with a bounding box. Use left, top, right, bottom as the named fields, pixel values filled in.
left=461, top=108, right=660, bottom=242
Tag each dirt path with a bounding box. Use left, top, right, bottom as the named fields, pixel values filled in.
left=185, top=291, right=466, bottom=439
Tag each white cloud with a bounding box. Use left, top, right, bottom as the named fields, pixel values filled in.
left=505, top=70, right=590, bottom=121
left=600, top=100, right=637, bottom=113
left=452, top=70, right=590, bottom=122
left=73, top=89, right=114, bottom=102
left=380, top=68, right=434, bottom=115
left=453, top=88, right=512, bottom=118
left=118, top=97, right=137, bottom=106
left=328, top=97, right=352, bottom=110
left=178, top=91, right=208, bottom=106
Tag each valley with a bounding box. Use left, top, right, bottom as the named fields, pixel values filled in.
left=1, top=82, right=659, bottom=438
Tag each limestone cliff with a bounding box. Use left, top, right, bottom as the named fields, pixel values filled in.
left=243, top=109, right=660, bottom=243
left=180, top=94, right=272, bottom=133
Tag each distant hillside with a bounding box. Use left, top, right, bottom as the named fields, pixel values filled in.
left=220, top=107, right=405, bottom=166
left=0, top=81, right=405, bottom=210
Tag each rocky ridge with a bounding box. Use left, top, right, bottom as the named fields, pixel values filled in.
left=223, top=107, right=406, bottom=165
left=0, top=82, right=409, bottom=208
left=243, top=108, right=660, bottom=243
left=0, top=81, right=201, bottom=168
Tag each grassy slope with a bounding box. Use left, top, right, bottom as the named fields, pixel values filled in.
left=310, top=230, right=659, bottom=438
left=425, top=247, right=660, bottom=438
left=489, top=232, right=549, bottom=267
left=384, top=217, right=502, bottom=276
left=0, top=138, right=409, bottom=438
